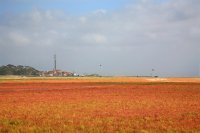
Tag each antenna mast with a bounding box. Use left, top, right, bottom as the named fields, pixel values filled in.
left=54, top=54, right=56, bottom=71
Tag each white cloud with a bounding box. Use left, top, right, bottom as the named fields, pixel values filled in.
left=79, top=16, right=87, bottom=23
left=93, top=9, right=107, bottom=15
left=82, top=33, right=107, bottom=44
left=29, top=9, right=43, bottom=23
left=9, top=32, right=30, bottom=46
left=0, top=0, right=200, bottom=76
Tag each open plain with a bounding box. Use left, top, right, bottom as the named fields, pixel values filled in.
left=0, top=77, right=200, bottom=132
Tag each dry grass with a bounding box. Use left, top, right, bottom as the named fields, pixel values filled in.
left=0, top=77, right=200, bottom=132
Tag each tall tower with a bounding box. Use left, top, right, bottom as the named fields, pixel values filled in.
left=54, top=54, right=56, bottom=71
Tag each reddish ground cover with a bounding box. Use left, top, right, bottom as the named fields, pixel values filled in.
left=0, top=78, right=200, bottom=132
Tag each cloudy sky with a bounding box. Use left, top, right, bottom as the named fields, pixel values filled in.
left=0, top=0, right=200, bottom=77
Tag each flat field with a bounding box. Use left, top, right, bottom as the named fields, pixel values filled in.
left=0, top=77, right=200, bottom=132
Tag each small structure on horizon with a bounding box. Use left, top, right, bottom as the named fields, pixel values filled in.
left=53, top=54, right=58, bottom=76
left=41, top=54, right=75, bottom=77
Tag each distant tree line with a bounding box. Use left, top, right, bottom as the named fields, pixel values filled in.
left=0, top=64, right=40, bottom=76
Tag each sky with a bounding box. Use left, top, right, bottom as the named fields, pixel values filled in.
left=0, top=0, right=200, bottom=77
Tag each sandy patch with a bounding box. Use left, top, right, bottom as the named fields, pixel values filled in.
left=146, top=78, right=167, bottom=82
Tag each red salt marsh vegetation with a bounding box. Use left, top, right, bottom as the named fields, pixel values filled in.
left=0, top=77, right=200, bottom=132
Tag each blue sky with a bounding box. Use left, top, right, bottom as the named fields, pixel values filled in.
left=0, top=0, right=167, bottom=15
left=0, top=0, right=130, bottom=14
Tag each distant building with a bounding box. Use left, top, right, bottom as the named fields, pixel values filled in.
left=40, top=54, right=75, bottom=77
left=42, top=70, right=74, bottom=77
